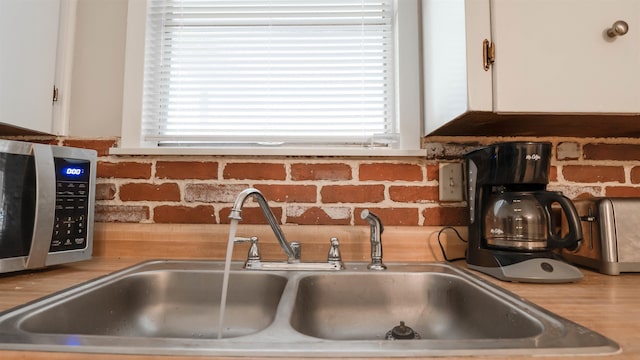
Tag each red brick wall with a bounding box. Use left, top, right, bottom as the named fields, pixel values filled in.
left=11, top=136, right=640, bottom=226
left=93, top=152, right=447, bottom=226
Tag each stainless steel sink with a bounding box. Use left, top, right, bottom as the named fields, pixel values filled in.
left=290, top=272, right=543, bottom=340
left=0, top=260, right=620, bottom=357
left=19, top=266, right=287, bottom=339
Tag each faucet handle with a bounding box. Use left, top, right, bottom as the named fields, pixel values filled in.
left=327, top=237, right=345, bottom=270
left=328, top=237, right=342, bottom=262
left=235, top=236, right=261, bottom=262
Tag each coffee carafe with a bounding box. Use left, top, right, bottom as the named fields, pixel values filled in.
left=464, top=142, right=583, bottom=283
left=484, top=189, right=582, bottom=251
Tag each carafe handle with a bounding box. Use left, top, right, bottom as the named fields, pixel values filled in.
left=534, top=192, right=583, bottom=249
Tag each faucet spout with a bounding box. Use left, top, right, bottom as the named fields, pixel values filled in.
left=229, top=188, right=298, bottom=263
left=361, top=209, right=387, bottom=270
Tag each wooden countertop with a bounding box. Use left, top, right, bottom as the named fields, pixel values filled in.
left=0, top=223, right=638, bottom=360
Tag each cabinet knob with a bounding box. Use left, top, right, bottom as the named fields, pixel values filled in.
left=607, top=20, right=629, bottom=38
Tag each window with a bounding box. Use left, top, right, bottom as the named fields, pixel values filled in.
left=119, top=0, right=422, bottom=156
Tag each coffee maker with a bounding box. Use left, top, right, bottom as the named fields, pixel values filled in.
left=464, top=142, right=583, bottom=283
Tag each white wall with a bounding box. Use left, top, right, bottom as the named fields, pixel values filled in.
left=68, top=0, right=127, bottom=136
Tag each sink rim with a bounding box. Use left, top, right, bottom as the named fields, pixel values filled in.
left=0, top=260, right=621, bottom=357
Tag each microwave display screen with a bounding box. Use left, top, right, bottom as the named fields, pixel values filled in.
left=62, top=166, right=84, bottom=177
left=56, top=158, right=91, bottom=182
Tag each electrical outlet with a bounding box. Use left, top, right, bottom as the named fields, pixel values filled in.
left=439, top=162, right=464, bottom=202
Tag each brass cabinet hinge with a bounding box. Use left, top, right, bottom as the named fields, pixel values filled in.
left=52, top=86, right=59, bottom=102
left=483, top=39, right=495, bottom=71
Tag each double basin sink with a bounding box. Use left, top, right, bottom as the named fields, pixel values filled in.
left=0, top=260, right=619, bottom=357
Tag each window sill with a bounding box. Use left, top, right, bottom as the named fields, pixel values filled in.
left=110, top=146, right=426, bottom=157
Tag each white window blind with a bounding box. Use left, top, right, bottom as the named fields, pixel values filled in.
left=142, top=0, right=396, bottom=148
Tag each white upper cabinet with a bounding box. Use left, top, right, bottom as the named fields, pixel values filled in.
left=422, top=0, right=493, bottom=133
left=491, top=0, right=640, bottom=113
left=423, top=0, right=640, bottom=134
left=0, top=0, right=61, bottom=134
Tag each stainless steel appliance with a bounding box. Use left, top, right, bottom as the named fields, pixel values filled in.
left=464, top=142, right=583, bottom=283
left=563, top=197, right=640, bottom=275
left=0, top=139, right=96, bottom=274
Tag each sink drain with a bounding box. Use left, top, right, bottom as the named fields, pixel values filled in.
left=385, top=321, right=421, bottom=340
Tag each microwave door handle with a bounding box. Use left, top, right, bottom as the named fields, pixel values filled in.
left=25, top=144, right=56, bottom=270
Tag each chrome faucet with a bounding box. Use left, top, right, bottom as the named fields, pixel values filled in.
left=361, top=209, right=387, bottom=270
left=229, top=187, right=299, bottom=263
left=229, top=188, right=344, bottom=271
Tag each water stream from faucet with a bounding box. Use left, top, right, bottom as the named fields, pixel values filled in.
left=217, top=219, right=239, bottom=339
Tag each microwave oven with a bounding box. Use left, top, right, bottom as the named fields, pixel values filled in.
left=0, top=139, right=96, bottom=274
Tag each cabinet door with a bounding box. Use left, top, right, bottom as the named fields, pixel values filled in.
left=491, top=0, right=640, bottom=113
left=0, top=0, right=60, bottom=133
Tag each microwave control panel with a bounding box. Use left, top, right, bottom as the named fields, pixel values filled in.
left=50, top=158, right=92, bottom=252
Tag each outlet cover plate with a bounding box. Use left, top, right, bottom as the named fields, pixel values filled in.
left=439, top=162, right=464, bottom=202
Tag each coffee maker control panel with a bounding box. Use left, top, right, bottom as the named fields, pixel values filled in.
left=467, top=161, right=477, bottom=224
